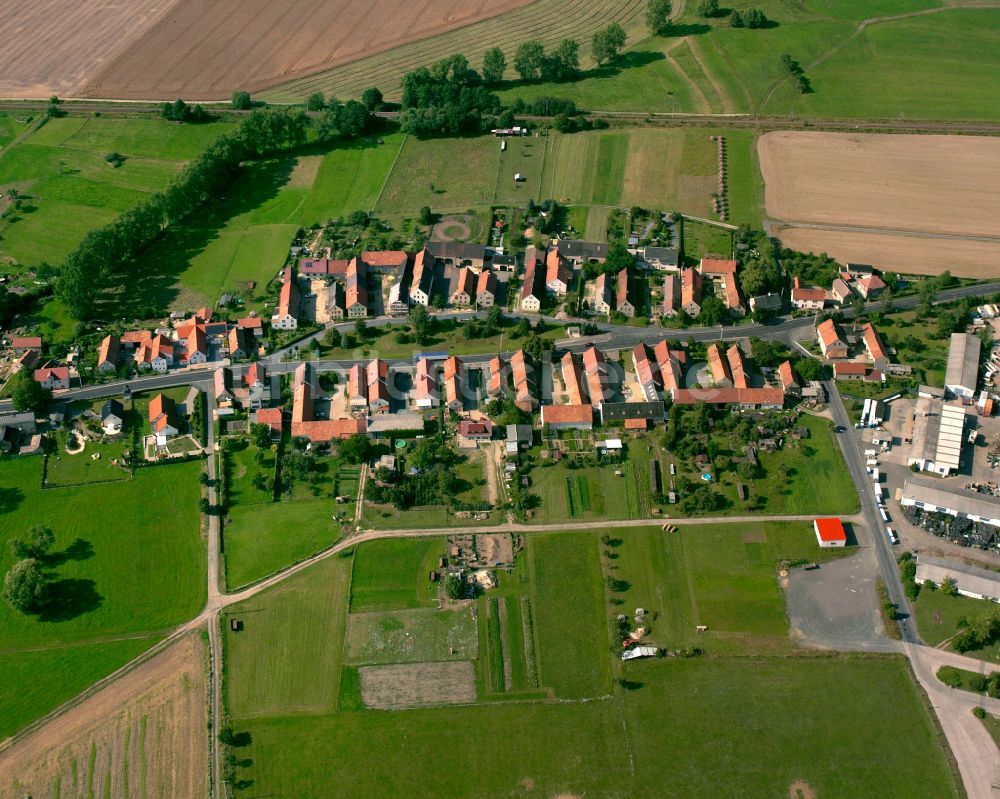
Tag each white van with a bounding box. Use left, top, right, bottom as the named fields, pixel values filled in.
left=886, top=526, right=898, bottom=544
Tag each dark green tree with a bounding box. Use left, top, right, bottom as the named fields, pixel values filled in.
left=514, top=40, right=545, bottom=79
left=3, top=559, right=45, bottom=613
left=11, top=369, right=51, bottom=415
left=444, top=573, right=464, bottom=599
left=361, top=87, right=384, bottom=111
left=231, top=91, right=252, bottom=110
left=482, top=47, right=506, bottom=83
left=306, top=92, right=326, bottom=111
left=645, top=0, right=673, bottom=35
left=698, top=0, right=719, bottom=16
left=340, top=434, right=372, bottom=464
left=592, top=23, right=626, bottom=65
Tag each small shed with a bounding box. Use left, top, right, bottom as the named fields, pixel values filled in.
left=814, top=518, right=847, bottom=548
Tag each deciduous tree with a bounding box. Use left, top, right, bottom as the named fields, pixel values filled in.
left=645, top=0, right=673, bottom=35
left=482, top=47, right=506, bottom=83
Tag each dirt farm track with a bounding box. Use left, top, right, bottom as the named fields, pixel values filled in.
left=759, top=132, right=1000, bottom=277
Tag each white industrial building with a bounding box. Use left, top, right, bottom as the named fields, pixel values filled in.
left=944, top=332, right=980, bottom=399
left=915, top=555, right=1000, bottom=602
left=901, top=478, right=1000, bottom=528
left=906, top=398, right=968, bottom=476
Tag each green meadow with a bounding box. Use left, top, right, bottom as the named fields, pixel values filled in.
left=0, top=456, right=205, bottom=738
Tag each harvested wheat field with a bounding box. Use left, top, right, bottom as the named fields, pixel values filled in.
left=83, top=0, right=533, bottom=100
left=0, top=633, right=207, bottom=799
left=760, top=132, right=1000, bottom=237
left=775, top=226, right=1000, bottom=278
left=760, top=132, right=1000, bottom=277
left=0, top=0, right=174, bottom=99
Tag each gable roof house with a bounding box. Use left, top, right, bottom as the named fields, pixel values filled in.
left=97, top=335, right=121, bottom=374
left=361, top=250, right=408, bottom=274
left=641, top=246, right=679, bottom=271
left=443, top=356, right=463, bottom=411
left=34, top=365, right=70, bottom=390
left=632, top=343, right=662, bottom=401
left=681, top=267, right=702, bottom=317
left=345, top=258, right=368, bottom=318
left=387, top=276, right=410, bottom=316
left=727, top=344, right=749, bottom=389
left=101, top=399, right=125, bottom=434
left=520, top=247, right=545, bottom=312
left=790, top=276, right=826, bottom=310
left=671, top=386, right=785, bottom=410
left=778, top=360, right=799, bottom=394
left=545, top=249, right=573, bottom=295
left=662, top=273, right=681, bottom=318
left=817, top=319, right=848, bottom=359
left=425, top=241, right=485, bottom=268
left=242, top=362, right=269, bottom=409
left=556, top=239, right=608, bottom=265
left=699, top=258, right=744, bottom=316
left=179, top=324, right=208, bottom=366
left=135, top=334, right=174, bottom=373
left=409, top=250, right=434, bottom=306
left=583, top=345, right=610, bottom=405
left=449, top=267, right=476, bottom=306
left=149, top=393, right=179, bottom=445
left=616, top=269, right=635, bottom=317
left=749, top=292, right=783, bottom=314
left=414, top=357, right=439, bottom=408
left=272, top=268, right=300, bottom=330
left=861, top=323, right=890, bottom=371
left=253, top=407, right=283, bottom=440
left=476, top=269, right=497, bottom=308
left=856, top=274, right=886, bottom=300
left=510, top=349, right=537, bottom=412
left=348, top=363, right=367, bottom=409
left=592, top=272, right=613, bottom=316
left=653, top=340, right=684, bottom=392
left=236, top=316, right=264, bottom=338
left=325, top=281, right=346, bottom=320
left=244, top=362, right=267, bottom=388
left=541, top=403, right=594, bottom=430
left=214, top=367, right=235, bottom=406
left=487, top=355, right=507, bottom=399
left=707, top=343, right=733, bottom=387
left=561, top=351, right=586, bottom=406
left=227, top=326, right=253, bottom=361
left=366, top=359, right=391, bottom=413
left=11, top=336, right=42, bottom=356
left=831, top=278, right=853, bottom=304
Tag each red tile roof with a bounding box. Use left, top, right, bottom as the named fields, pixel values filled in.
left=12, top=336, right=42, bottom=349
left=98, top=335, right=120, bottom=366
left=34, top=366, right=69, bottom=382
left=707, top=343, right=732, bottom=385
left=778, top=360, right=797, bottom=390
left=726, top=344, right=748, bottom=389
left=540, top=404, right=594, bottom=425
left=699, top=258, right=737, bottom=276
left=255, top=407, right=283, bottom=433
left=671, top=387, right=785, bottom=407
left=561, top=352, right=585, bottom=406
left=361, top=250, right=407, bottom=269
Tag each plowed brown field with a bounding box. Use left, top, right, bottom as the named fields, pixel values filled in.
left=83, top=0, right=534, bottom=100
left=0, top=633, right=207, bottom=799
left=0, top=0, right=174, bottom=99
left=760, top=132, right=1000, bottom=276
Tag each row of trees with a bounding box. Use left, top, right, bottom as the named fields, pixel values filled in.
left=56, top=109, right=309, bottom=319
left=399, top=54, right=503, bottom=136
left=511, top=39, right=580, bottom=81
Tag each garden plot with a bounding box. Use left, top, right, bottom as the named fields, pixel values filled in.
left=359, top=661, right=476, bottom=710
left=344, top=607, right=478, bottom=665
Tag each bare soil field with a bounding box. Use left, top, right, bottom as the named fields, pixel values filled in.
left=774, top=225, right=1000, bottom=278
left=760, top=132, right=1000, bottom=234
left=84, top=0, right=534, bottom=100
left=0, top=633, right=207, bottom=799
left=0, top=0, right=174, bottom=99
left=359, top=661, right=476, bottom=709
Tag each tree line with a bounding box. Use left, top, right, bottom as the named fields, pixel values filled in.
left=57, top=109, right=318, bottom=320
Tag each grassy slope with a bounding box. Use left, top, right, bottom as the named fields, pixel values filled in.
left=0, top=117, right=231, bottom=268
left=237, top=656, right=959, bottom=798
left=913, top=587, right=1000, bottom=657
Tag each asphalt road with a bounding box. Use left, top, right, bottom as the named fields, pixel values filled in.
left=825, top=380, right=920, bottom=642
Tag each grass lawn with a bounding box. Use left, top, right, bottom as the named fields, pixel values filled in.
left=0, top=635, right=162, bottom=741
left=877, top=309, right=951, bottom=386
left=343, top=606, right=479, bottom=665
left=376, top=135, right=499, bottom=214
left=224, top=554, right=351, bottom=718
left=44, top=430, right=133, bottom=486
left=979, top=711, right=1000, bottom=752
left=530, top=533, right=611, bottom=699
left=0, top=117, right=232, bottom=269
left=0, top=111, right=30, bottom=148
left=680, top=216, right=733, bottom=264
left=223, top=500, right=342, bottom=590
left=913, top=587, right=1000, bottom=657
left=0, top=456, right=204, bottom=738
left=348, top=537, right=445, bottom=612
left=494, top=135, right=545, bottom=204
left=605, top=522, right=853, bottom=656
left=234, top=655, right=960, bottom=798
